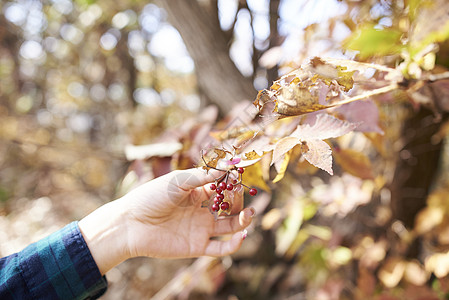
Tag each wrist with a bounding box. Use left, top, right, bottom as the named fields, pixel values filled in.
left=78, top=198, right=130, bottom=275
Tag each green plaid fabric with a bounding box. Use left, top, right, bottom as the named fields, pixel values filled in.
left=0, top=222, right=107, bottom=299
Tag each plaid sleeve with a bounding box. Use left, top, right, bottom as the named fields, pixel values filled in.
left=0, top=221, right=108, bottom=300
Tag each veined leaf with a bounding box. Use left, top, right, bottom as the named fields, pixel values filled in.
left=301, top=140, right=333, bottom=175
left=271, top=114, right=358, bottom=176
left=291, top=113, right=358, bottom=141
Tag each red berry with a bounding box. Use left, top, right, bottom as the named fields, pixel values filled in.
left=210, top=183, right=216, bottom=191
left=217, top=194, right=224, bottom=201
left=220, top=202, right=230, bottom=210
left=249, top=188, right=257, bottom=196
left=237, top=167, right=244, bottom=174
left=232, top=179, right=238, bottom=185
left=216, top=188, right=223, bottom=194
left=226, top=183, right=233, bottom=190
left=211, top=203, right=220, bottom=212
left=218, top=182, right=227, bottom=190
left=213, top=197, right=221, bottom=204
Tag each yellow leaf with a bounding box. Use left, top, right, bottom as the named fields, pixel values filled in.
left=242, top=162, right=270, bottom=191
left=245, top=150, right=262, bottom=160
left=336, top=67, right=355, bottom=92
left=333, top=148, right=374, bottom=180
left=273, top=151, right=291, bottom=183
left=276, top=85, right=330, bottom=116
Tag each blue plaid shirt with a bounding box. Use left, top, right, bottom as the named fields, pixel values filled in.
left=0, top=222, right=108, bottom=299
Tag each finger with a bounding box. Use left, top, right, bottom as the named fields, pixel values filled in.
left=204, top=230, right=248, bottom=257
left=213, top=207, right=255, bottom=235
left=171, top=168, right=225, bottom=190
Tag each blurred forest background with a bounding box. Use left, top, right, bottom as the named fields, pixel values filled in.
left=2, top=0, right=449, bottom=299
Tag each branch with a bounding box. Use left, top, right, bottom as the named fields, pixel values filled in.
left=425, top=71, right=449, bottom=82
left=331, top=83, right=399, bottom=107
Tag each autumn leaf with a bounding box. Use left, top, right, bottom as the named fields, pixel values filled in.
left=241, top=162, right=270, bottom=191
left=271, top=136, right=302, bottom=166
left=201, top=148, right=228, bottom=171
left=290, top=113, right=359, bottom=141
left=271, top=114, right=358, bottom=175
left=301, top=139, right=333, bottom=175
left=276, top=85, right=331, bottom=116
left=244, top=150, right=262, bottom=160
left=252, top=57, right=401, bottom=126
left=309, top=57, right=355, bottom=92
left=273, top=151, right=291, bottom=183
left=336, top=99, right=384, bottom=135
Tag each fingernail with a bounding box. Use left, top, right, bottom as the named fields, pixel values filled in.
left=242, top=229, right=248, bottom=240
left=249, top=207, right=256, bottom=217
left=244, top=207, right=255, bottom=218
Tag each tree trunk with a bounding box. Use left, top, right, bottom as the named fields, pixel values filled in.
left=266, top=0, right=281, bottom=85
left=390, top=107, right=447, bottom=228
left=156, top=0, right=257, bottom=113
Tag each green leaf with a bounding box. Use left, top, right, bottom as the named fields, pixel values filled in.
left=343, top=24, right=404, bottom=59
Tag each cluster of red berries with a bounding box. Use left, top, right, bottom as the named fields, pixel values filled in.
left=209, top=167, right=257, bottom=213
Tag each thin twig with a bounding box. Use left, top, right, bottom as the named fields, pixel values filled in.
left=332, top=83, right=399, bottom=107
left=425, top=71, right=449, bottom=82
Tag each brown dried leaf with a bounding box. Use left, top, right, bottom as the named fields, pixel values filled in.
left=202, top=148, right=228, bottom=171
left=245, top=150, right=262, bottom=160
left=276, top=85, right=330, bottom=116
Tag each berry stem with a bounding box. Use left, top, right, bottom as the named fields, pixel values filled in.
left=239, top=182, right=252, bottom=189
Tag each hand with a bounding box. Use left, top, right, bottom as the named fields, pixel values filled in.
left=79, top=168, right=255, bottom=275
